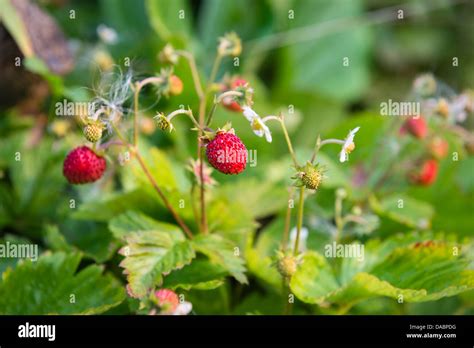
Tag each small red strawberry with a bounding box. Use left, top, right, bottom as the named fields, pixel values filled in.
left=169, top=75, right=183, bottom=96
left=428, top=137, right=449, bottom=159
left=409, top=159, right=438, bottom=186
left=63, top=146, right=106, bottom=184
left=205, top=130, right=247, bottom=175
left=222, top=78, right=247, bottom=112
left=154, top=289, right=179, bottom=313
left=400, top=117, right=428, bottom=139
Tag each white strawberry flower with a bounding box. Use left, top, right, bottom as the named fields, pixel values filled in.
left=289, top=226, right=309, bottom=253
left=242, top=106, right=272, bottom=143
left=339, top=127, right=360, bottom=163
left=97, top=24, right=118, bottom=45
left=172, top=301, right=193, bottom=315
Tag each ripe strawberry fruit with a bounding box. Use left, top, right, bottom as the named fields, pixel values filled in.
left=409, top=159, right=438, bottom=186
left=63, top=146, right=106, bottom=184
left=222, top=78, right=247, bottom=112
left=205, top=131, right=247, bottom=175
left=400, top=117, right=427, bottom=139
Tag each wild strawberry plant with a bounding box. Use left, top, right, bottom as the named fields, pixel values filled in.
left=39, top=34, right=472, bottom=315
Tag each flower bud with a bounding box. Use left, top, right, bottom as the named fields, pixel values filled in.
left=154, top=113, right=173, bottom=132
left=218, top=32, right=242, bottom=57
left=159, top=44, right=179, bottom=65
left=413, top=73, right=437, bottom=97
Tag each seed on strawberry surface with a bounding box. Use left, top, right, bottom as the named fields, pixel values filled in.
left=205, top=131, right=247, bottom=175
left=63, top=146, right=106, bottom=184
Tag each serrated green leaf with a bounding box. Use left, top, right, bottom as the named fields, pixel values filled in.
left=109, top=210, right=181, bottom=240
left=290, top=252, right=340, bottom=304
left=0, top=252, right=125, bottom=314
left=0, top=234, right=37, bottom=276
left=291, top=239, right=474, bottom=306
left=162, top=259, right=226, bottom=291
left=192, top=234, right=248, bottom=284
left=119, top=229, right=195, bottom=298
left=370, top=194, right=434, bottom=229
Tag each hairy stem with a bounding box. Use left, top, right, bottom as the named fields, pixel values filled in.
left=197, top=53, right=224, bottom=234
left=281, top=187, right=294, bottom=251
left=112, top=122, right=193, bottom=239
left=334, top=193, right=344, bottom=242
left=293, top=186, right=305, bottom=255
left=206, top=91, right=243, bottom=126
left=167, top=109, right=200, bottom=129
left=265, top=116, right=299, bottom=167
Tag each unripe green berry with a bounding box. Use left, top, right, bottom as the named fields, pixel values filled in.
left=155, top=113, right=173, bottom=132
left=301, top=166, right=322, bottom=190
left=83, top=122, right=103, bottom=143
left=277, top=255, right=298, bottom=278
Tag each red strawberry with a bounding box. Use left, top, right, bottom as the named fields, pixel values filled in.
left=428, top=137, right=449, bottom=159
left=205, top=131, right=247, bottom=174
left=222, top=78, right=247, bottom=112
left=154, top=289, right=179, bottom=312
left=409, top=159, right=438, bottom=186
left=63, top=146, right=106, bottom=184
left=169, top=75, right=183, bottom=96
left=400, top=117, right=428, bottom=139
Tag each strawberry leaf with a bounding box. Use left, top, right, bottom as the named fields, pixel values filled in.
left=290, top=236, right=474, bottom=306
left=192, top=234, right=248, bottom=284
left=119, top=229, right=195, bottom=298
left=0, top=252, right=125, bottom=314
left=162, top=259, right=227, bottom=291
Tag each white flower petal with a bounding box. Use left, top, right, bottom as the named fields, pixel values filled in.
left=289, top=226, right=309, bottom=252
left=259, top=122, right=272, bottom=143
left=253, top=129, right=264, bottom=137
left=242, top=106, right=258, bottom=122
left=339, top=150, right=347, bottom=163
left=173, top=302, right=192, bottom=315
